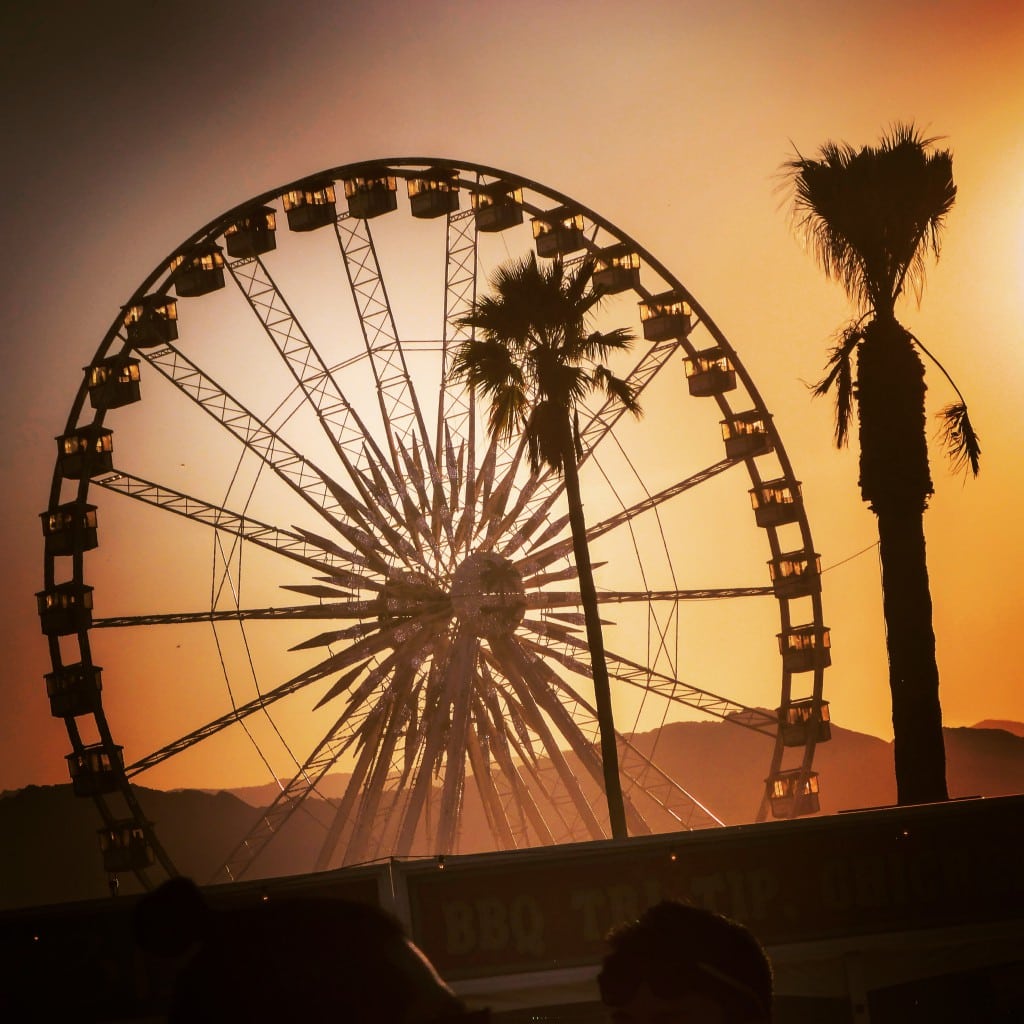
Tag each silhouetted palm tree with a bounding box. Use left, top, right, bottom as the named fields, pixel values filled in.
left=451, top=252, right=639, bottom=838
left=785, top=123, right=980, bottom=805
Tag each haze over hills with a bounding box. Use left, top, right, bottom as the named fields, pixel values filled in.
left=2, top=720, right=1022, bottom=911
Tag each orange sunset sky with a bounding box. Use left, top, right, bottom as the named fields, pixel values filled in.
left=1, top=0, right=1021, bottom=797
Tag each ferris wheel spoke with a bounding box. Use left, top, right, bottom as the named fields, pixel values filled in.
left=438, top=209, right=478, bottom=464
left=345, top=443, right=436, bottom=561
left=502, top=636, right=651, bottom=836
left=216, top=698, right=382, bottom=882
left=311, top=612, right=447, bottom=710
left=586, top=457, right=741, bottom=547
left=523, top=587, right=774, bottom=613
left=137, top=344, right=376, bottom=531
left=334, top=216, right=440, bottom=487
left=476, top=441, right=529, bottom=550
left=94, top=605, right=371, bottom=629
left=311, top=698, right=391, bottom=872
left=575, top=335, right=682, bottom=464
left=343, top=688, right=413, bottom=864
left=434, top=628, right=479, bottom=853
left=615, top=733, right=726, bottom=831
left=395, top=435, right=446, bottom=563
left=464, top=712, right=517, bottom=849
left=362, top=671, right=436, bottom=863
left=226, top=255, right=397, bottom=483
left=486, top=638, right=605, bottom=840
left=323, top=644, right=435, bottom=866
left=92, top=469, right=369, bottom=578
left=473, top=697, right=555, bottom=845
left=479, top=657, right=590, bottom=845
left=511, top=457, right=741, bottom=575
left=318, top=468, right=422, bottom=568
left=502, top=654, right=721, bottom=832
left=516, top=633, right=777, bottom=736
left=520, top=615, right=588, bottom=646
left=479, top=686, right=573, bottom=843
left=125, top=666, right=335, bottom=777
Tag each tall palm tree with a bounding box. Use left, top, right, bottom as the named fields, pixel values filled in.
left=450, top=252, right=639, bottom=839
left=784, top=124, right=980, bottom=805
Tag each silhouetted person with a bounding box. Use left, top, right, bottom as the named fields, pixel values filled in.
left=597, top=900, right=773, bottom=1023
left=134, top=877, right=487, bottom=1023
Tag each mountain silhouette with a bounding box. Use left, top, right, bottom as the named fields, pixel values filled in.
left=2, top=720, right=1021, bottom=910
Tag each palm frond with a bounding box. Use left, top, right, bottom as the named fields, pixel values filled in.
left=578, top=327, right=635, bottom=362
left=592, top=364, right=642, bottom=416
left=813, top=325, right=861, bottom=448
left=908, top=331, right=981, bottom=478
left=937, top=402, right=981, bottom=477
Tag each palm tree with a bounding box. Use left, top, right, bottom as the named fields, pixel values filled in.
left=450, top=252, right=639, bottom=839
left=784, top=123, right=980, bottom=805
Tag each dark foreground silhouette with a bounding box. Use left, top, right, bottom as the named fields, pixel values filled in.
left=135, top=877, right=488, bottom=1023
left=598, top=899, right=773, bottom=1023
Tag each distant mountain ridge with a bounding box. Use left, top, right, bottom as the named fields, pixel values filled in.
left=972, top=718, right=1024, bottom=738
left=2, top=720, right=1022, bottom=910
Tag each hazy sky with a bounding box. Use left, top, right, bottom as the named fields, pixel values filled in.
left=2, top=0, right=1022, bottom=794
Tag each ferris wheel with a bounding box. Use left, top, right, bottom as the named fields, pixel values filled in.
left=39, top=158, right=830, bottom=888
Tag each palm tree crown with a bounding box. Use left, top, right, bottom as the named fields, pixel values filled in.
left=787, top=123, right=979, bottom=477
left=450, top=253, right=639, bottom=475
left=788, top=122, right=957, bottom=320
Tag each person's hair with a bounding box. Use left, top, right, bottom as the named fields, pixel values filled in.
left=134, top=878, right=474, bottom=1023
left=597, top=900, right=773, bottom=1022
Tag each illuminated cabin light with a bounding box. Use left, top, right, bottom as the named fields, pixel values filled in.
left=778, top=697, right=831, bottom=747
left=98, top=820, right=155, bottom=873
left=768, top=550, right=822, bottom=599
left=123, top=294, right=178, bottom=349
left=343, top=173, right=398, bottom=220
left=170, top=245, right=226, bottom=298
left=471, top=180, right=524, bottom=233
left=282, top=180, right=337, bottom=231
left=225, top=205, right=278, bottom=258
left=40, top=501, right=98, bottom=557
left=768, top=769, right=820, bottom=817
left=777, top=624, right=831, bottom=674
left=592, top=244, right=641, bottom=295
left=639, top=291, right=692, bottom=342
left=87, top=355, right=141, bottom=410
left=721, top=410, right=773, bottom=460
left=66, top=743, right=124, bottom=797
left=57, top=425, right=113, bottom=480
left=685, top=348, right=737, bottom=397
left=749, top=478, right=803, bottom=529
left=45, top=663, right=103, bottom=719
left=531, top=206, right=586, bottom=258
left=408, top=168, right=459, bottom=219
left=36, top=582, right=94, bottom=636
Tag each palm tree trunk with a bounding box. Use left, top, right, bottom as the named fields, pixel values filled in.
left=560, top=421, right=628, bottom=839
left=858, top=319, right=948, bottom=805
left=876, top=510, right=948, bottom=804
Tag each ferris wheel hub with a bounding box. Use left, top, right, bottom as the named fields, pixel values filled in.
left=449, top=551, right=526, bottom=639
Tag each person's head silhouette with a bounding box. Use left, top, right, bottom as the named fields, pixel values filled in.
left=597, top=900, right=773, bottom=1023
left=134, top=878, right=487, bottom=1023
